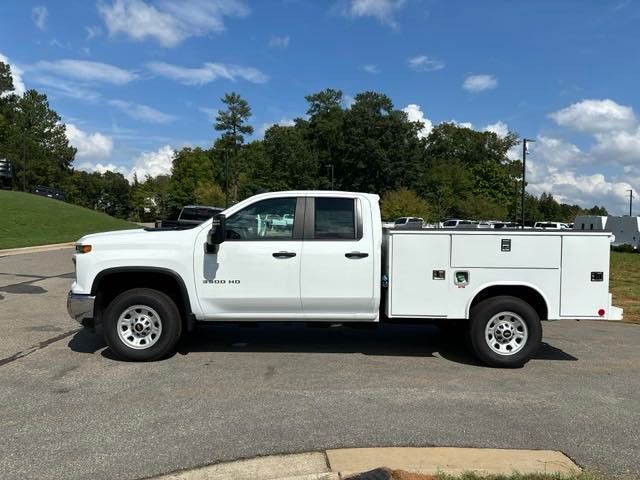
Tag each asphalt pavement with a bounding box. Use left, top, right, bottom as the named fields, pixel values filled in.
left=0, top=248, right=638, bottom=480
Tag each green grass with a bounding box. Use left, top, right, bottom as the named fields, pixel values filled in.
left=610, top=251, right=640, bottom=324
left=0, top=190, right=137, bottom=249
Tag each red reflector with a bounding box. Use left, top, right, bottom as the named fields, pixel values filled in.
left=598, top=309, right=605, bottom=317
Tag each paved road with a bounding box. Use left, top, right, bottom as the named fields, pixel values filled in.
left=0, top=249, right=639, bottom=480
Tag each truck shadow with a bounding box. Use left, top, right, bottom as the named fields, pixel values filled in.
left=68, top=323, right=577, bottom=365
left=176, top=323, right=577, bottom=366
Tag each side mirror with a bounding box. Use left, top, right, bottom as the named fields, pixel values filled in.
left=206, top=214, right=226, bottom=254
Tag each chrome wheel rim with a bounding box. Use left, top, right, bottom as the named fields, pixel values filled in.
left=117, top=305, right=162, bottom=350
left=484, top=311, right=528, bottom=356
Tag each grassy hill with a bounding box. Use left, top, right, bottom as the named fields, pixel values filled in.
left=0, top=190, right=137, bottom=249
left=610, top=251, right=640, bottom=324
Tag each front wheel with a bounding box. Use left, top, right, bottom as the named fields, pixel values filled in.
left=469, top=296, right=542, bottom=368
left=104, top=288, right=182, bottom=361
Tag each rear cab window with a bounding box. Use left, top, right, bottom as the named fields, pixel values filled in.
left=305, top=197, right=362, bottom=240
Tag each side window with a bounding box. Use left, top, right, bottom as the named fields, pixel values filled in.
left=225, top=197, right=297, bottom=240
left=314, top=198, right=356, bottom=240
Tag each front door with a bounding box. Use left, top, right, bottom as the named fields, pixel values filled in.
left=194, top=197, right=303, bottom=319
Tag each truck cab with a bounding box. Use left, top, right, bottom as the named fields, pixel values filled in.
left=68, top=190, right=622, bottom=367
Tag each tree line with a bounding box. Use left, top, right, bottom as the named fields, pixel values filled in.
left=0, top=61, right=607, bottom=224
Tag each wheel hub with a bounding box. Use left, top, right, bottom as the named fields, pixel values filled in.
left=117, top=305, right=162, bottom=350
left=484, top=312, right=528, bottom=356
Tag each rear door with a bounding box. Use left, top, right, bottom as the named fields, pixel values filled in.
left=300, top=196, right=376, bottom=319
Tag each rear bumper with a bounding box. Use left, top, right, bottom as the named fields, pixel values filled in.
left=67, top=291, right=96, bottom=327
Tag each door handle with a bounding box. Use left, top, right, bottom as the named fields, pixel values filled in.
left=345, top=252, right=369, bottom=259
left=273, top=251, right=296, bottom=258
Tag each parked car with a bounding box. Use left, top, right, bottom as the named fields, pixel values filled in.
left=534, top=221, right=571, bottom=230
left=393, top=217, right=424, bottom=228
left=68, top=190, right=622, bottom=367
left=156, top=205, right=224, bottom=229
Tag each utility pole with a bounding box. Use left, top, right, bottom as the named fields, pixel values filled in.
left=628, top=189, right=633, bottom=216
left=326, top=164, right=334, bottom=190
left=224, top=149, right=229, bottom=208
left=521, top=138, right=535, bottom=229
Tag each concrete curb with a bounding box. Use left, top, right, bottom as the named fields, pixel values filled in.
left=149, top=447, right=581, bottom=480
left=0, top=242, right=74, bottom=256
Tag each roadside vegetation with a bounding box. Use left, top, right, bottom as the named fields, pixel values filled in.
left=0, top=190, right=136, bottom=249
left=610, top=251, right=640, bottom=324
left=1, top=61, right=607, bottom=225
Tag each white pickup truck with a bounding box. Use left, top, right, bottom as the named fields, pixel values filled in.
left=67, top=190, right=622, bottom=366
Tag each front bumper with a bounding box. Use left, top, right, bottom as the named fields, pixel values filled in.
left=67, top=291, right=96, bottom=327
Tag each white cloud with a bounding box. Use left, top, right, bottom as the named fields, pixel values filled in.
left=524, top=135, right=586, bottom=170
left=66, top=124, right=114, bottom=160
left=146, top=61, right=268, bottom=85
left=483, top=121, right=509, bottom=138
left=199, top=107, right=218, bottom=122
left=363, top=64, right=380, bottom=74
left=76, top=161, right=129, bottom=176
left=592, top=126, right=640, bottom=164
left=463, top=74, right=498, bottom=93
left=342, top=0, right=406, bottom=27
left=0, top=53, right=26, bottom=96
left=549, top=99, right=636, bottom=133
left=128, top=145, right=175, bottom=180
left=109, top=99, right=176, bottom=124
left=402, top=104, right=432, bottom=139
left=30, top=75, right=100, bottom=102
left=259, top=118, right=296, bottom=137
left=85, top=25, right=102, bottom=40
left=77, top=145, right=175, bottom=182
left=32, top=6, right=48, bottom=30
left=527, top=169, right=632, bottom=211
left=343, top=94, right=355, bottom=108
left=450, top=120, right=474, bottom=129
left=407, top=55, right=444, bottom=72
left=28, top=59, right=137, bottom=84
left=269, top=35, right=290, bottom=48
left=99, top=0, right=249, bottom=48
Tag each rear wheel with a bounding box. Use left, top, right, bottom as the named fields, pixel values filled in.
left=104, top=288, right=182, bottom=361
left=469, top=295, right=542, bottom=368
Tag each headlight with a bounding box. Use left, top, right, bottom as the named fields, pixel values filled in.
left=75, top=244, right=92, bottom=254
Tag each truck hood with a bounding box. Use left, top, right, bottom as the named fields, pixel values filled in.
left=77, top=226, right=202, bottom=246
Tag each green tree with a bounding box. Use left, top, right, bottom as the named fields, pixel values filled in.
left=423, top=123, right=519, bottom=215
left=417, top=158, right=473, bottom=220
left=8, top=90, right=76, bottom=191
left=97, top=171, right=131, bottom=218
left=168, top=147, right=218, bottom=212
left=380, top=188, right=433, bottom=222
left=193, top=180, right=226, bottom=207
left=456, top=194, right=508, bottom=220
left=338, top=91, right=426, bottom=193
left=214, top=92, right=253, bottom=201
left=263, top=124, right=320, bottom=190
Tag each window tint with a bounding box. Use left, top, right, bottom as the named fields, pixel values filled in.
left=180, top=207, right=221, bottom=221
left=443, top=220, right=457, bottom=227
left=225, top=198, right=296, bottom=240
left=315, top=198, right=356, bottom=240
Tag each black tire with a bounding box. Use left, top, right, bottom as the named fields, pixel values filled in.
left=103, top=288, right=182, bottom=361
left=469, top=295, right=542, bottom=368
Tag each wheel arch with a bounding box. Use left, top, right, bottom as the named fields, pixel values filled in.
left=467, top=283, right=549, bottom=321
left=91, top=267, right=194, bottom=330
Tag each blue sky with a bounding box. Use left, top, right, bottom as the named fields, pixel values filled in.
left=1, top=0, right=640, bottom=213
